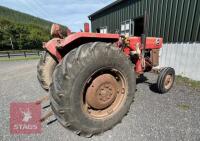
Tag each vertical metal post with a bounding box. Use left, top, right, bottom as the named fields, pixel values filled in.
left=24, top=51, right=26, bottom=58
left=141, top=10, right=149, bottom=57
left=132, top=20, right=135, bottom=36
left=7, top=52, right=10, bottom=59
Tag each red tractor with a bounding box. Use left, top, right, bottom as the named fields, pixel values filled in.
left=37, top=22, right=175, bottom=137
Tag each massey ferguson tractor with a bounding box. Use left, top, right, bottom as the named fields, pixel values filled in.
left=37, top=20, right=175, bottom=137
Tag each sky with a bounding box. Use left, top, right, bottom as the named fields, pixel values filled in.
left=0, top=0, right=115, bottom=31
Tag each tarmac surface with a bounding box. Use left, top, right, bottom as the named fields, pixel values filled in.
left=0, top=60, right=200, bottom=141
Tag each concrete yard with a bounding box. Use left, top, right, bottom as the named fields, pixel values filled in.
left=0, top=60, right=200, bottom=141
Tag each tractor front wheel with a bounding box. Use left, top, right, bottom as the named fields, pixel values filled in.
left=156, top=67, right=175, bottom=93
left=50, top=42, right=136, bottom=137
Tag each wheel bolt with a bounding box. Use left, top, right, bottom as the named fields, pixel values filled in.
left=117, top=89, right=120, bottom=94
left=121, top=88, right=125, bottom=94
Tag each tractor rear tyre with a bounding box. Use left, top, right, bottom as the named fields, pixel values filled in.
left=156, top=67, right=175, bottom=93
left=37, top=51, right=57, bottom=91
left=50, top=42, right=136, bottom=137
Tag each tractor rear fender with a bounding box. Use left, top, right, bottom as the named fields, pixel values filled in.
left=44, top=32, right=120, bottom=62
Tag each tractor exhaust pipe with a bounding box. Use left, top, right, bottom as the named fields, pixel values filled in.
left=84, top=23, right=90, bottom=32
left=141, top=10, right=149, bottom=57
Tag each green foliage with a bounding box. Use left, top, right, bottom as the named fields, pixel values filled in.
left=0, top=18, right=50, bottom=50
left=0, top=6, right=52, bottom=30
left=0, top=6, right=64, bottom=50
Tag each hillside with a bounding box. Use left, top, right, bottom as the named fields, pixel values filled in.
left=0, top=6, right=64, bottom=50
left=0, top=6, right=53, bottom=30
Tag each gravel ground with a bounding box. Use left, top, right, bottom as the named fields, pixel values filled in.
left=0, top=60, right=200, bottom=141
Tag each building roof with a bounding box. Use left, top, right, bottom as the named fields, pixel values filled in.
left=88, top=0, right=124, bottom=19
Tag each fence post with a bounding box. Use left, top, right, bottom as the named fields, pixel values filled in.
left=24, top=51, right=26, bottom=58
left=38, top=51, right=40, bottom=56
left=7, top=52, right=10, bottom=59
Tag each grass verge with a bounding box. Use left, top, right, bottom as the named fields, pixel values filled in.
left=176, top=104, right=190, bottom=111
left=176, top=75, right=200, bottom=90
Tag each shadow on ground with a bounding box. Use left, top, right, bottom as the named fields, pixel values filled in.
left=136, top=74, right=159, bottom=93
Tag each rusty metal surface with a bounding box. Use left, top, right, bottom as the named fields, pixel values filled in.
left=164, top=74, right=173, bottom=90
left=83, top=71, right=127, bottom=119
left=151, top=49, right=160, bottom=67
left=86, top=74, right=118, bottom=110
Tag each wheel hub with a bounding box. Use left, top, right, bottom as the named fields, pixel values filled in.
left=86, top=74, right=118, bottom=110
left=164, top=74, right=173, bottom=89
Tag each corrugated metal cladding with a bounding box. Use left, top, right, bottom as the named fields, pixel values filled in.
left=89, top=0, right=200, bottom=43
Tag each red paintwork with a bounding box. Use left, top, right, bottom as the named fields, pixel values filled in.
left=135, top=59, right=143, bottom=74
left=45, top=32, right=119, bottom=61
left=123, top=47, right=130, bottom=55
left=44, top=32, right=163, bottom=73
left=117, top=37, right=162, bottom=56
left=126, top=37, right=162, bottom=54
left=59, top=32, right=120, bottom=47
left=45, top=38, right=62, bottom=61
left=84, top=23, right=90, bottom=32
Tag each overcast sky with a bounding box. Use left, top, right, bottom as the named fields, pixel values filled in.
left=0, top=0, right=115, bottom=31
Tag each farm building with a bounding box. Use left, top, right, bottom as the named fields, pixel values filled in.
left=88, top=0, right=200, bottom=80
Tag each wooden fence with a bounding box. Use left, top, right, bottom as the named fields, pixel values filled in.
left=0, top=51, right=42, bottom=59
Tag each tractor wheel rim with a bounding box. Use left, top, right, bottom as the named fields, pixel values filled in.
left=86, top=74, right=118, bottom=110
left=164, top=74, right=173, bottom=90
left=82, top=69, right=127, bottom=119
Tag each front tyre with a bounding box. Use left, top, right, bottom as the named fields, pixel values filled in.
left=50, top=42, right=136, bottom=137
left=156, top=67, right=175, bottom=93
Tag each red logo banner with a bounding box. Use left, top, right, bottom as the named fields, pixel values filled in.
left=10, top=102, right=41, bottom=134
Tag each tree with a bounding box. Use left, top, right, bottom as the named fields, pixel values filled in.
left=0, top=18, right=50, bottom=50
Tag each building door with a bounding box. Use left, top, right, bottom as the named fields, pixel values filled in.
left=134, top=17, right=144, bottom=36
left=96, top=28, right=100, bottom=33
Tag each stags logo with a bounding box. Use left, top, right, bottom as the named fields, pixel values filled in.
left=21, top=108, right=32, bottom=122
left=10, top=102, right=41, bottom=134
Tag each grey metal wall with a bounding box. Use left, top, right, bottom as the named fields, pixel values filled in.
left=90, top=0, right=200, bottom=43
left=159, top=43, right=200, bottom=81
